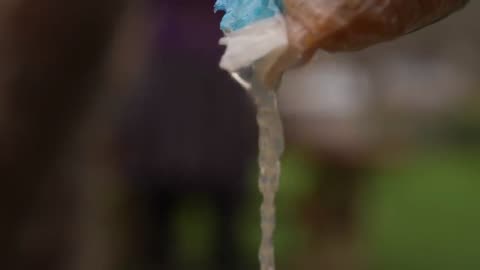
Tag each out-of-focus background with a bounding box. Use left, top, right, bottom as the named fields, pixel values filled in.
left=1, top=1, right=479, bottom=270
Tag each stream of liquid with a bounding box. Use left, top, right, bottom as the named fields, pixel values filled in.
left=231, top=69, right=284, bottom=270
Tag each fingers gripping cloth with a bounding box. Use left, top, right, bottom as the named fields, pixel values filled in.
left=214, top=0, right=469, bottom=75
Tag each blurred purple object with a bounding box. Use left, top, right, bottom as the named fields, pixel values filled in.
left=118, top=3, right=257, bottom=269
left=152, top=0, right=225, bottom=54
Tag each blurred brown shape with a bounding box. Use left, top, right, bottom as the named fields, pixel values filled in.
left=0, top=1, right=147, bottom=269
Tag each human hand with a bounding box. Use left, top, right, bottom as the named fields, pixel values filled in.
left=284, top=0, right=469, bottom=59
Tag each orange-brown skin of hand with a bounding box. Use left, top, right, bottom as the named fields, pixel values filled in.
left=284, top=0, right=469, bottom=59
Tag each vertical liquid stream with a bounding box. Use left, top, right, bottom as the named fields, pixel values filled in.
left=250, top=83, right=284, bottom=270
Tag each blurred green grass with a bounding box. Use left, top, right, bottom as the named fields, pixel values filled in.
left=174, top=145, right=480, bottom=269
left=364, top=147, right=480, bottom=270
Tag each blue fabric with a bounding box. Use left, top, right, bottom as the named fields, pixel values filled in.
left=214, top=0, right=284, bottom=32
